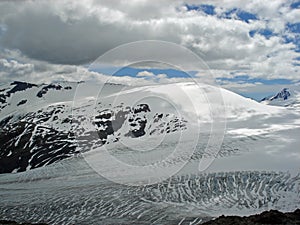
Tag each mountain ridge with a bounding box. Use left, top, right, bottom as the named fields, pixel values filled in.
left=260, top=87, right=300, bottom=108
left=0, top=81, right=292, bottom=174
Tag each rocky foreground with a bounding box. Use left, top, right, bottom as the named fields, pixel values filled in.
left=202, top=209, right=300, bottom=225
left=0, top=209, right=299, bottom=225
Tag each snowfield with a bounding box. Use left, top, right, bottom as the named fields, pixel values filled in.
left=0, top=81, right=299, bottom=224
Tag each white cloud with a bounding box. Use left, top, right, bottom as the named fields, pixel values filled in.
left=0, top=59, right=34, bottom=76
left=0, top=48, right=172, bottom=86
left=157, top=74, right=167, bottom=79
left=136, top=71, right=170, bottom=83
left=136, top=71, right=155, bottom=77
left=0, top=48, right=96, bottom=84
left=0, top=0, right=299, bottom=83
left=284, top=8, right=300, bottom=23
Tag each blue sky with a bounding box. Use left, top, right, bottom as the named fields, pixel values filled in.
left=92, top=66, right=197, bottom=78
left=217, top=75, right=298, bottom=85
left=95, top=66, right=297, bottom=85
left=184, top=3, right=259, bottom=22
left=93, top=65, right=299, bottom=100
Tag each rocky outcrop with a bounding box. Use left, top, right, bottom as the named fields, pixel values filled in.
left=202, top=209, right=300, bottom=225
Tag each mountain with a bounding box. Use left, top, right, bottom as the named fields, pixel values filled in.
left=0, top=81, right=191, bottom=173
left=261, top=88, right=291, bottom=101
left=260, top=87, right=300, bottom=108
left=0, top=81, right=299, bottom=224
left=0, top=81, right=285, bottom=174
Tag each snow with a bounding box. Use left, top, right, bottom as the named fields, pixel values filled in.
left=0, top=81, right=299, bottom=224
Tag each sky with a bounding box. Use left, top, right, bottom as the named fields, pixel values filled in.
left=0, top=0, right=299, bottom=100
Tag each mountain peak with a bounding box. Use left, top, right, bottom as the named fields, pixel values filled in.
left=260, top=87, right=300, bottom=109
left=274, top=88, right=291, bottom=100
left=261, top=88, right=291, bottom=102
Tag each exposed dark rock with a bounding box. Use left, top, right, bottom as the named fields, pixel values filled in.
left=133, top=103, right=150, bottom=113
left=94, top=104, right=154, bottom=142
left=0, top=94, right=6, bottom=104
left=0, top=116, right=13, bottom=128
left=62, top=118, right=71, bottom=124
left=36, top=84, right=62, bottom=98
left=7, top=81, right=37, bottom=97
left=202, top=209, right=300, bottom=225
left=94, top=109, right=117, bottom=144
left=0, top=120, right=78, bottom=173
left=126, top=115, right=147, bottom=138
left=0, top=82, right=36, bottom=106
left=0, top=105, right=78, bottom=173
left=261, top=88, right=292, bottom=102
left=17, top=99, right=27, bottom=106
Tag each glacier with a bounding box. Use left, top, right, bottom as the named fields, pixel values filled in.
left=0, top=81, right=299, bottom=224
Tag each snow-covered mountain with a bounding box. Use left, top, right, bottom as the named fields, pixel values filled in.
left=260, top=87, right=300, bottom=108
left=0, top=80, right=286, bottom=174
left=0, top=80, right=299, bottom=224
left=261, top=88, right=291, bottom=101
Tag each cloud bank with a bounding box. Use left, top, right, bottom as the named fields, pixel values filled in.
left=0, top=0, right=299, bottom=85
